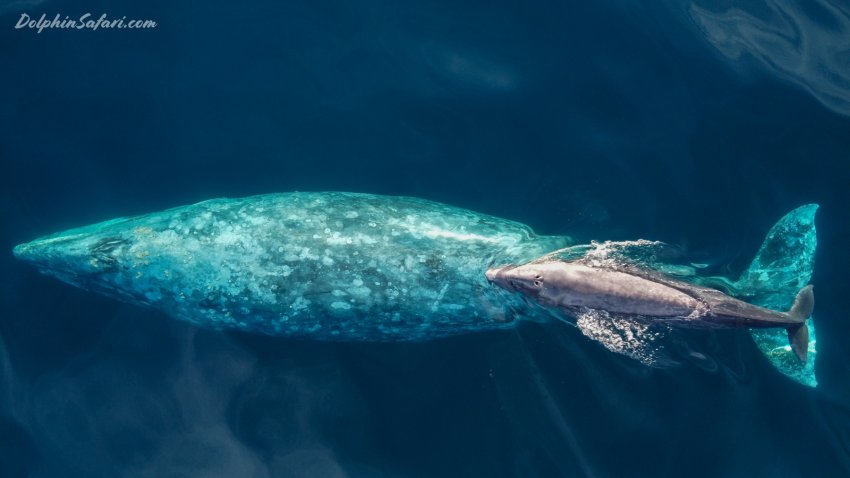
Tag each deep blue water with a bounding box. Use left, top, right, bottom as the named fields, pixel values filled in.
left=2, top=0, right=850, bottom=476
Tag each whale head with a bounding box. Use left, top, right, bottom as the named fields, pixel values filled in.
left=486, top=262, right=546, bottom=299
left=486, top=260, right=595, bottom=309
left=13, top=215, right=168, bottom=306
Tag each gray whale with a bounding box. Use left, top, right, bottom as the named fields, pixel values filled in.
left=13, top=192, right=570, bottom=341
left=486, top=261, right=814, bottom=363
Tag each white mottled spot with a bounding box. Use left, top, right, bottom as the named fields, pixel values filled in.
left=431, top=284, right=449, bottom=311
left=348, top=286, right=372, bottom=298
left=331, top=301, right=352, bottom=310
left=345, top=211, right=359, bottom=219
left=290, top=297, right=310, bottom=311
left=214, top=231, right=241, bottom=246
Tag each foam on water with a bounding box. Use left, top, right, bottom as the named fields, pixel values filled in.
left=575, top=308, right=673, bottom=367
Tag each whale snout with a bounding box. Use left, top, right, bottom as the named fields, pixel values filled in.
left=12, top=242, right=32, bottom=261
left=484, top=266, right=503, bottom=283
left=14, top=233, right=90, bottom=268
left=14, top=232, right=105, bottom=287
left=486, top=264, right=519, bottom=291
left=12, top=216, right=143, bottom=290
left=486, top=263, right=547, bottom=299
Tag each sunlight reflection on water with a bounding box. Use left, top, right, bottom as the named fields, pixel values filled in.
left=689, top=0, right=850, bottom=116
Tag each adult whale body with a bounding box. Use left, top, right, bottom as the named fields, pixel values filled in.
left=13, top=192, right=572, bottom=341
left=12, top=193, right=819, bottom=385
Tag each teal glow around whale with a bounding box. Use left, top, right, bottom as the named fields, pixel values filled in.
left=12, top=193, right=818, bottom=386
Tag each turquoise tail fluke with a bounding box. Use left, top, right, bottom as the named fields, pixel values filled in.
left=735, top=204, right=819, bottom=387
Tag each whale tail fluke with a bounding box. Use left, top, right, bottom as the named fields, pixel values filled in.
left=788, top=285, right=814, bottom=323
left=736, top=205, right=819, bottom=386
left=786, top=285, right=814, bottom=364
left=786, top=323, right=809, bottom=365
left=699, top=205, right=818, bottom=385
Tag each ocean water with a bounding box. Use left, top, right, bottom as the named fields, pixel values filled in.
left=2, top=0, right=850, bottom=476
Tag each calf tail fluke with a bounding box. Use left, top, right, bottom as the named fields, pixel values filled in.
left=788, top=285, right=814, bottom=323
left=786, top=285, right=814, bottom=364
left=787, top=324, right=809, bottom=364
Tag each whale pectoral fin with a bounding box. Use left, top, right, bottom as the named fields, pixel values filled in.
left=574, top=309, right=677, bottom=367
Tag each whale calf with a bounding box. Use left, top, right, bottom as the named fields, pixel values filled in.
left=486, top=261, right=814, bottom=363
left=12, top=193, right=819, bottom=385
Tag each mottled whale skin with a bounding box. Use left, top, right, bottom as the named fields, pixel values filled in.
left=13, top=192, right=571, bottom=341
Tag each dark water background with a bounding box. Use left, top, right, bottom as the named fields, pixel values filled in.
left=2, top=0, right=850, bottom=476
